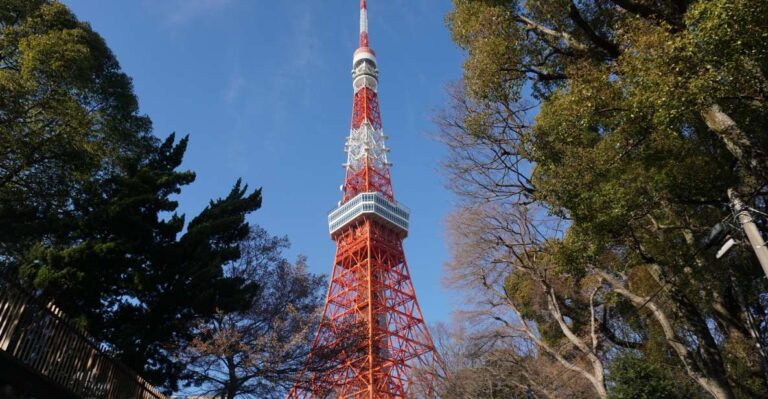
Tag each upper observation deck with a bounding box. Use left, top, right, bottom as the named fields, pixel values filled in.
left=328, top=192, right=409, bottom=238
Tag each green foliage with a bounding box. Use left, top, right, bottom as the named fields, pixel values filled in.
left=504, top=271, right=542, bottom=318
left=0, top=1, right=261, bottom=390
left=0, top=0, right=151, bottom=256
left=608, top=352, right=701, bottom=399
left=16, top=138, right=263, bottom=388
left=445, top=0, right=768, bottom=397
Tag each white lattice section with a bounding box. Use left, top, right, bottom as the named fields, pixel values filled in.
left=344, top=122, right=390, bottom=172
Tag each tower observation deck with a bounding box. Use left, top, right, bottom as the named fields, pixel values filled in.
left=286, top=1, right=440, bottom=398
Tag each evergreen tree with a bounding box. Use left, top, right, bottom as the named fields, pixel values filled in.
left=608, top=352, right=702, bottom=399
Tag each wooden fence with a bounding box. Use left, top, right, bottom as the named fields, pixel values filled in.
left=0, top=278, right=168, bottom=399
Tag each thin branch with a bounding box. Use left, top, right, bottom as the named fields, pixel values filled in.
left=609, top=0, right=685, bottom=30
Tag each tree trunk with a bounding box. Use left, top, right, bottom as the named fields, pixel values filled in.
left=646, top=299, right=736, bottom=399
left=226, top=355, right=238, bottom=399
left=699, top=378, right=740, bottom=399
left=545, top=289, right=607, bottom=398
left=701, top=104, right=768, bottom=183
left=503, top=293, right=607, bottom=399
left=597, top=271, right=737, bottom=399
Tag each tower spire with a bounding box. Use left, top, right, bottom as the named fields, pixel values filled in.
left=360, top=0, right=369, bottom=47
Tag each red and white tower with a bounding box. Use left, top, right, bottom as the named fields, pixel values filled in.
left=287, top=1, right=439, bottom=398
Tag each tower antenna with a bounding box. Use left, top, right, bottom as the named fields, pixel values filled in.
left=360, top=0, right=369, bottom=47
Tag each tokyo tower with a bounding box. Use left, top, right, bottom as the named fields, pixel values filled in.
left=287, top=1, right=439, bottom=398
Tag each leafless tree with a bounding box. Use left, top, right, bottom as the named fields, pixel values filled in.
left=410, top=321, right=595, bottom=399
left=179, top=227, right=325, bottom=399
left=444, top=201, right=610, bottom=398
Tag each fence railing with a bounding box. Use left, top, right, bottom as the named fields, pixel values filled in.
left=0, top=277, right=168, bottom=399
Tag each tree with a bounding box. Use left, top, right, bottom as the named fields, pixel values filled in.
left=0, top=0, right=151, bottom=254
left=0, top=1, right=261, bottom=390
left=416, top=323, right=594, bottom=399
left=442, top=1, right=768, bottom=398
left=181, top=227, right=326, bottom=399
left=444, top=200, right=611, bottom=398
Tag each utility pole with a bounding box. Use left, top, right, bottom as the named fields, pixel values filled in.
left=729, top=189, right=768, bottom=278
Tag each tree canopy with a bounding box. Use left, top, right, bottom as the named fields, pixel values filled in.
left=440, top=0, right=768, bottom=398
left=0, top=0, right=261, bottom=390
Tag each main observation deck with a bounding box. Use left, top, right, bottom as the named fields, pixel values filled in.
left=328, top=192, right=409, bottom=238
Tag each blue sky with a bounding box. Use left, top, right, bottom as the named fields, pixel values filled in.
left=62, top=0, right=464, bottom=325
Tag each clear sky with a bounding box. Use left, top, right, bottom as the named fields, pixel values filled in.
left=61, top=0, right=464, bottom=325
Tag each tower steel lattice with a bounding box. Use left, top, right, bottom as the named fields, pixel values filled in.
left=286, top=1, right=439, bottom=398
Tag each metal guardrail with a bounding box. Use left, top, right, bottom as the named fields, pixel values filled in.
left=0, top=277, right=168, bottom=399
